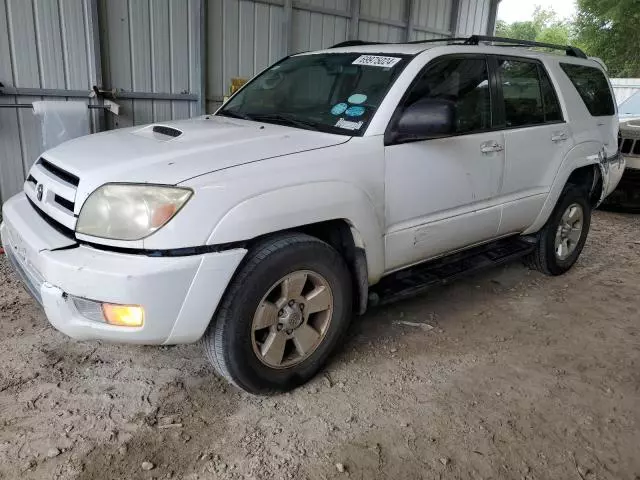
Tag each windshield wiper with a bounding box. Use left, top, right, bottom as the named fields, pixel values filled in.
left=248, top=113, right=321, bottom=132
left=216, top=109, right=253, bottom=121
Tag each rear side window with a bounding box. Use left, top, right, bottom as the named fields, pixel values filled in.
left=560, top=64, right=615, bottom=116
left=498, top=59, right=545, bottom=127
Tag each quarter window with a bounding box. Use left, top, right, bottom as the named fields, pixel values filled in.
left=402, top=57, right=492, bottom=135
left=560, top=63, right=615, bottom=117
left=539, top=66, right=563, bottom=122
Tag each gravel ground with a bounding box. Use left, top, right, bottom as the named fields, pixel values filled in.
left=0, top=210, right=639, bottom=480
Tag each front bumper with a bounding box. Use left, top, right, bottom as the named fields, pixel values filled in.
left=1, top=193, right=246, bottom=344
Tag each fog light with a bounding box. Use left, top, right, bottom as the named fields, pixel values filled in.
left=102, top=304, right=144, bottom=327
left=71, top=296, right=106, bottom=323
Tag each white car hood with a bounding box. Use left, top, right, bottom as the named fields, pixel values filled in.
left=42, top=115, right=350, bottom=203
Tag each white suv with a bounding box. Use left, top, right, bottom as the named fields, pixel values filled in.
left=1, top=36, right=624, bottom=394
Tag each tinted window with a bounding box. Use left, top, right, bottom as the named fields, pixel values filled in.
left=560, top=63, right=615, bottom=116
left=219, top=53, right=409, bottom=135
left=539, top=66, right=563, bottom=122
left=403, top=57, right=491, bottom=135
left=498, top=59, right=545, bottom=127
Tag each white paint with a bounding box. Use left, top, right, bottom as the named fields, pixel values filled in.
left=384, top=131, right=505, bottom=270
left=0, top=42, right=620, bottom=345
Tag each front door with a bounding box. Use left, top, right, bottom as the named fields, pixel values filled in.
left=384, top=55, right=504, bottom=272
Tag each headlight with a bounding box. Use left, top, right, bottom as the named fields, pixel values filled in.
left=76, top=184, right=192, bottom=241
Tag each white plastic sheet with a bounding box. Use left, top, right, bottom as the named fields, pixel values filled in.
left=32, top=101, right=90, bottom=151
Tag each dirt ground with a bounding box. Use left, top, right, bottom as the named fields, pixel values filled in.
left=0, top=210, right=639, bottom=480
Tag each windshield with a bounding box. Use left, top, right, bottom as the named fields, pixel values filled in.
left=217, top=52, right=411, bottom=135
left=619, top=91, right=640, bottom=116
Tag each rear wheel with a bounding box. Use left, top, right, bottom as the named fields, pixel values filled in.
left=525, top=186, right=591, bottom=276
left=203, top=233, right=352, bottom=394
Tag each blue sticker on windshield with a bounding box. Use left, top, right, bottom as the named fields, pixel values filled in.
left=331, top=102, right=348, bottom=116
left=348, top=93, right=368, bottom=105
left=345, top=105, right=365, bottom=117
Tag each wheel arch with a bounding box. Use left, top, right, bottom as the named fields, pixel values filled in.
left=524, top=142, right=605, bottom=235
left=206, top=181, right=384, bottom=315
left=239, top=219, right=370, bottom=316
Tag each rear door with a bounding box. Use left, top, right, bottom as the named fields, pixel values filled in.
left=493, top=56, right=574, bottom=235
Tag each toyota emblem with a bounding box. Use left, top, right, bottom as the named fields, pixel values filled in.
left=36, top=184, right=43, bottom=201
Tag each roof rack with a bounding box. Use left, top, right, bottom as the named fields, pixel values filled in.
left=464, top=35, right=587, bottom=59
left=329, top=40, right=379, bottom=49
left=329, top=38, right=467, bottom=49
left=329, top=35, right=588, bottom=59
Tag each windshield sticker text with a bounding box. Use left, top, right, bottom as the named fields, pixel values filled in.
left=348, top=93, right=368, bottom=104
left=352, top=55, right=401, bottom=68
left=335, top=118, right=363, bottom=130
left=345, top=106, right=365, bottom=117
left=330, top=103, right=349, bottom=115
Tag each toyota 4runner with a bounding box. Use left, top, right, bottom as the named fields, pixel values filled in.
left=1, top=36, right=624, bottom=394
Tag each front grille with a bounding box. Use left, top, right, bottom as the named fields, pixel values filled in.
left=25, top=157, right=80, bottom=232
left=621, top=138, right=634, bottom=154
left=39, top=158, right=79, bottom=186
left=27, top=197, right=76, bottom=239
left=620, top=137, right=640, bottom=157
left=54, top=194, right=74, bottom=212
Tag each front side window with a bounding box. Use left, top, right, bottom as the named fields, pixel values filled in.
left=218, top=53, right=410, bottom=135
left=560, top=63, right=615, bottom=117
left=401, top=57, right=492, bottom=135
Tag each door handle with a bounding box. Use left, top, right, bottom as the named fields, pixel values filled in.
left=480, top=141, right=504, bottom=153
left=551, top=132, right=568, bottom=142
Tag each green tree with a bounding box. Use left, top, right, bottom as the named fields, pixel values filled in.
left=574, top=0, right=640, bottom=77
left=495, top=6, right=571, bottom=46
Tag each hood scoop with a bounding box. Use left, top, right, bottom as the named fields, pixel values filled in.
left=131, top=124, right=183, bottom=142
left=152, top=125, right=182, bottom=138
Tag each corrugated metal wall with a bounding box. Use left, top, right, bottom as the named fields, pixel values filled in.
left=456, top=0, right=491, bottom=36
left=1, top=0, right=496, bottom=203
left=98, top=0, right=203, bottom=129
left=358, top=0, right=406, bottom=43
left=0, top=0, right=99, bottom=203
left=205, top=0, right=496, bottom=111
left=611, top=78, right=640, bottom=105
left=206, top=0, right=289, bottom=113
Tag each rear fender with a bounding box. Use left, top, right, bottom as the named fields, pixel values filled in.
left=524, top=141, right=603, bottom=234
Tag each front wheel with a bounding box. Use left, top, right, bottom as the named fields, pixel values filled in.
left=202, top=233, right=353, bottom=394
left=525, top=185, right=591, bottom=276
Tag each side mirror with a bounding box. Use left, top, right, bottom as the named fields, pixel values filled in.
left=393, top=98, right=455, bottom=142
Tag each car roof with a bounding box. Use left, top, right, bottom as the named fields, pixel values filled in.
left=296, top=42, right=605, bottom=70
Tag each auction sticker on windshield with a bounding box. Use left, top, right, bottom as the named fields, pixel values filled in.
left=352, top=55, right=401, bottom=68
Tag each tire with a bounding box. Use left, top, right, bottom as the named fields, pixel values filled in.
left=202, top=233, right=353, bottom=394
left=525, top=185, right=591, bottom=276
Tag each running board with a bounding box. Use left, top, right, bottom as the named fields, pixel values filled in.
left=369, top=237, right=535, bottom=307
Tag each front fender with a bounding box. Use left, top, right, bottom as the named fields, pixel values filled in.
left=207, top=181, right=385, bottom=283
